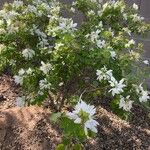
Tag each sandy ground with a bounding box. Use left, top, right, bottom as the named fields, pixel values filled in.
left=0, top=75, right=150, bottom=150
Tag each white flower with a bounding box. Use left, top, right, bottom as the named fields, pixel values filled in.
left=133, top=3, right=138, bottom=10
left=110, top=51, right=116, bottom=59
left=16, top=96, right=25, bottom=107
left=123, top=27, right=131, bottom=36
left=103, top=2, right=109, bottom=11
left=96, top=66, right=113, bottom=81
left=109, top=78, right=126, bottom=96
left=97, top=21, right=103, bottom=28
left=139, top=90, right=149, bottom=102
left=70, top=7, right=75, bottom=13
left=67, top=100, right=99, bottom=135
left=125, top=39, right=135, bottom=48
left=59, top=82, right=64, bottom=86
left=22, top=48, right=35, bottom=59
left=14, top=68, right=25, bottom=85
left=35, top=28, right=47, bottom=38
left=59, top=18, right=77, bottom=33
left=135, top=84, right=143, bottom=93
left=13, top=1, right=23, bottom=8
left=2, top=11, right=19, bottom=21
left=14, top=75, right=23, bottom=85
left=131, top=14, right=144, bottom=22
left=88, top=10, right=95, bottom=16
left=30, top=25, right=47, bottom=38
left=38, top=90, right=44, bottom=95
left=84, top=119, right=99, bottom=134
left=39, top=78, right=51, bottom=90
left=134, top=84, right=149, bottom=102
left=6, top=24, right=19, bottom=34
left=129, top=50, right=140, bottom=61
left=123, top=13, right=128, bottom=20
left=143, top=60, right=149, bottom=65
left=41, top=2, right=51, bottom=11
left=96, top=40, right=105, bottom=48
left=40, top=61, right=52, bottom=74
left=26, top=68, right=33, bottom=75
left=18, top=68, right=25, bottom=75
left=72, top=1, right=77, bottom=6
left=86, top=30, right=101, bottom=43
left=30, top=26, right=49, bottom=47
left=38, top=38, right=49, bottom=47
left=54, top=42, right=64, bottom=50
left=119, top=96, right=133, bottom=111
left=9, top=59, right=16, bottom=66
left=26, top=5, right=37, bottom=13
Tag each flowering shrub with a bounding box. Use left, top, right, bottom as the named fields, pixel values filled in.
left=0, top=0, right=150, bottom=149
left=0, top=0, right=149, bottom=112
left=52, top=99, right=99, bottom=149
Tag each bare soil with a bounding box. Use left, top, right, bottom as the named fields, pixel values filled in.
left=0, top=74, right=150, bottom=150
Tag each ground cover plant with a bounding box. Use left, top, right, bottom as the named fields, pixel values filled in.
left=0, top=0, right=149, bottom=149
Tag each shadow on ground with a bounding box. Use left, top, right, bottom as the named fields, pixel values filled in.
left=0, top=106, right=61, bottom=150
left=87, top=107, right=150, bottom=150
left=0, top=106, right=149, bottom=150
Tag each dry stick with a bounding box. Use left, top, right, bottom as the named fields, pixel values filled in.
left=48, top=92, right=58, bottom=111
left=58, top=93, right=66, bottom=111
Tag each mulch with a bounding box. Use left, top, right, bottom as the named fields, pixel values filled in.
left=0, top=74, right=150, bottom=150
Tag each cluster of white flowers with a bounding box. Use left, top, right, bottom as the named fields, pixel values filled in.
left=102, top=1, right=125, bottom=13
left=143, top=60, right=149, bottom=65
left=40, top=61, right=52, bottom=74
left=67, top=100, right=99, bottom=135
left=0, top=9, right=19, bottom=33
left=22, top=48, right=35, bottom=59
left=96, top=66, right=113, bottom=81
left=133, top=3, right=138, bottom=10
left=24, top=0, right=53, bottom=16
left=0, top=10, right=19, bottom=21
left=54, top=42, right=64, bottom=51
left=109, top=77, right=126, bottom=96
left=12, top=1, right=23, bottom=8
left=86, top=28, right=106, bottom=49
left=0, top=0, right=148, bottom=119
left=123, top=27, right=131, bottom=36
left=14, top=68, right=34, bottom=85
left=96, top=39, right=106, bottom=48
left=129, top=50, right=140, bottom=61
left=26, top=4, right=37, bottom=14
left=39, top=78, right=51, bottom=91
left=110, top=51, right=117, bottom=59
left=119, top=96, right=133, bottom=112
left=26, top=68, right=33, bottom=75
left=96, top=66, right=133, bottom=112
left=30, top=25, right=49, bottom=48
left=136, top=84, right=150, bottom=103
left=16, top=96, right=25, bottom=107
left=97, top=66, right=126, bottom=96
left=96, top=66, right=149, bottom=111
left=14, top=68, right=25, bottom=85
left=58, top=18, right=77, bottom=34
left=131, top=14, right=144, bottom=22
left=125, top=39, right=135, bottom=48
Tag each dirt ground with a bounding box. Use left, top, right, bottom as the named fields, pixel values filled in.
left=0, top=74, right=150, bottom=150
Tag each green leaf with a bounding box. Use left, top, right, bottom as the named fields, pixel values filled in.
left=55, top=144, right=65, bottom=150
left=60, top=117, right=86, bottom=141
left=73, top=144, right=82, bottom=150
left=50, top=112, right=62, bottom=123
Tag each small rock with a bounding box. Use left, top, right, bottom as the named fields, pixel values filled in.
left=0, top=95, right=6, bottom=101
